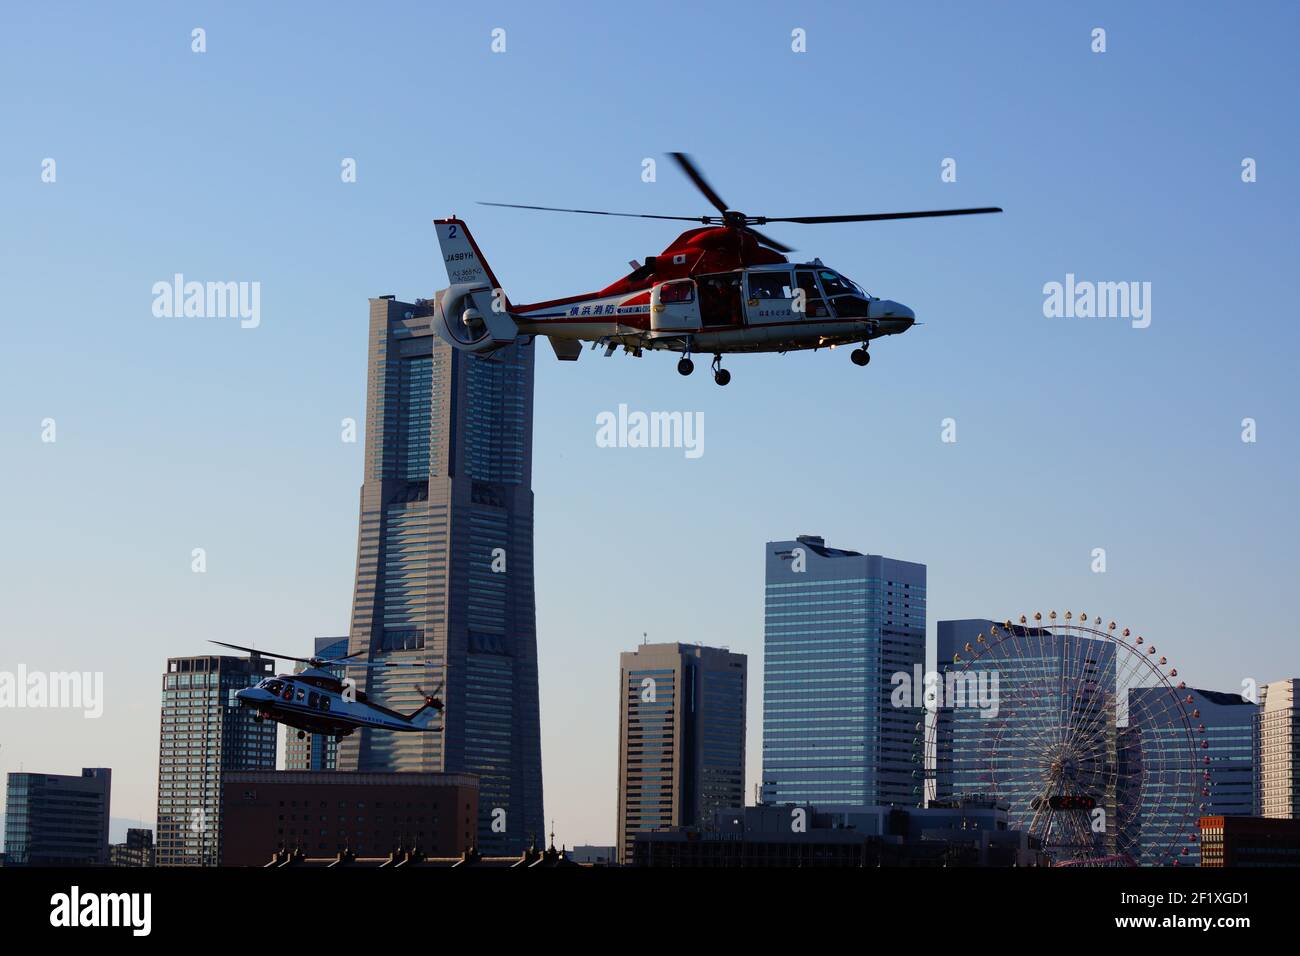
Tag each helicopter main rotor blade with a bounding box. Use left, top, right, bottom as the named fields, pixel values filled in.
left=668, top=152, right=730, bottom=217
left=743, top=225, right=794, bottom=253
left=762, top=207, right=1003, bottom=224
left=478, top=201, right=705, bottom=222
left=208, top=640, right=313, bottom=664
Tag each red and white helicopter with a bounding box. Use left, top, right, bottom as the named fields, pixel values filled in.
left=433, top=153, right=1001, bottom=385
left=211, top=641, right=443, bottom=741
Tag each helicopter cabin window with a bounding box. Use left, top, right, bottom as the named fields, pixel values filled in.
left=795, top=270, right=830, bottom=318
left=698, top=273, right=743, bottom=327
left=659, top=280, right=694, bottom=304
left=308, top=691, right=320, bottom=708
left=296, top=688, right=305, bottom=701
left=748, top=272, right=793, bottom=300
left=320, top=697, right=331, bottom=712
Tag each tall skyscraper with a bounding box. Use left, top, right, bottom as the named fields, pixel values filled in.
left=616, top=642, right=747, bottom=864
left=336, top=296, right=543, bottom=855
left=284, top=636, right=348, bottom=771
left=1126, top=686, right=1256, bottom=865
left=156, top=654, right=276, bottom=866
left=2, top=768, right=111, bottom=866
left=1259, top=678, right=1300, bottom=819
left=762, top=535, right=925, bottom=809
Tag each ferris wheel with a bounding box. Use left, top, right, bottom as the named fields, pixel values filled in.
left=928, top=611, right=1206, bottom=866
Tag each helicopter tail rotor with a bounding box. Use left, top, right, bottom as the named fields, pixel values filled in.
left=411, top=684, right=445, bottom=725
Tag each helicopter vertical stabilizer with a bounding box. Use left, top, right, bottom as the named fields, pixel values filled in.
left=432, top=218, right=519, bottom=353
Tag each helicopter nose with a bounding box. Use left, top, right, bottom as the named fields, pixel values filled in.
left=871, top=299, right=915, bottom=323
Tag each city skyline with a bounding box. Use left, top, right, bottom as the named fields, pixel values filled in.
left=3, top=2, right=1299, bottom=849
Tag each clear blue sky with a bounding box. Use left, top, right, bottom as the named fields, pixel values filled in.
left=2, top=1, right=1297, bottom=846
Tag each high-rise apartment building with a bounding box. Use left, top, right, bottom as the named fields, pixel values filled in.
left=109, top=828, right=155, bottom=867
left=156, top=654, right=276, bottom=866
left=336, top=296, right=543, bottom=855
left=1259, top=678, right=1300, bottom=819
left=762, top=535, right=925, bottom=809
left=616, top=642, right=747, bottom=864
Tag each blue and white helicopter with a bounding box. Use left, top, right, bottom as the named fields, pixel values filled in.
left=210, top=641, right=443, bottom=741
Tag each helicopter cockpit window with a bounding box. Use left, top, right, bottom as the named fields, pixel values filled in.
left=262, top=679, right=283, bottom=695
left=748, top=272, right=793, bottom=299
left=818, top=271, right=856, bottom=296
left=818, top=270, right=871, bottom=318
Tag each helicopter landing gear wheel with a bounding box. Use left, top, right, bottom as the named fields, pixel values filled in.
left=677, top=357, right=694, bottom=376
left=711, top=353, right=730, bottom=386
left=851, top=347, right=871, bottom=367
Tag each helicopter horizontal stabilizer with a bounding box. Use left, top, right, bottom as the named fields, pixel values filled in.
left=548, top=336, right=583, bottom=361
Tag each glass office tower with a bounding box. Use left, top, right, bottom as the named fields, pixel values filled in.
left=337, top=296, right=543, bottom=855
left=1125, top=686, right=1256, bottom=865
left=3, top=768, right=111, bottom=866
left=762, top=535, right=926, bottom=809
left=935, top=619, right=1119, bottom=859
